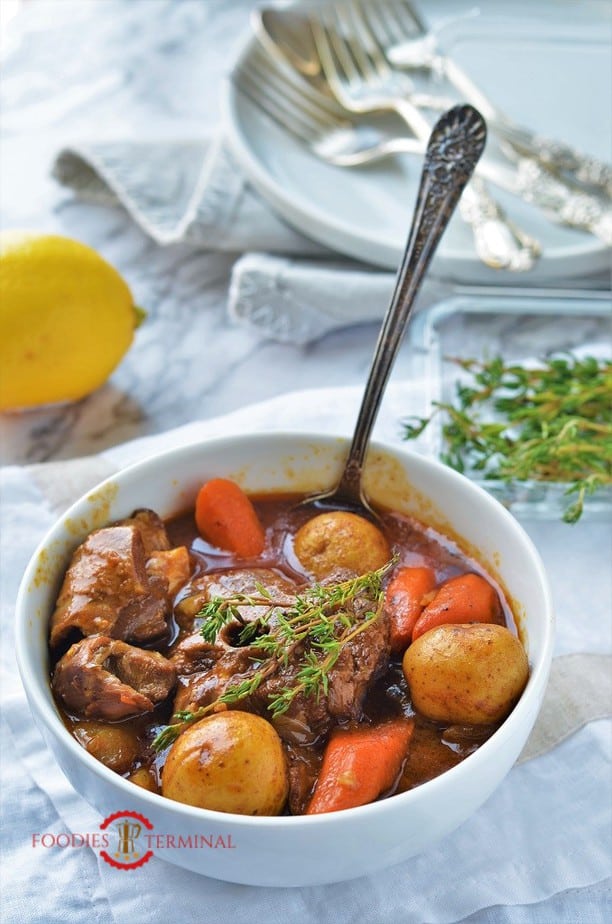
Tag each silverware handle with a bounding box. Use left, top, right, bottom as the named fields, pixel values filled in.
left=337, top=105, right=486, bottom=496
left=392, top=99, right=540, bottom=271
left=340, top=135, right=611, bottom=244
left=459, top=176, right=541, bottom=271
left=439, top=57, right=612, bottom=198
left=493, top=121, right=612, bottom=197
left=508, top=155, right=612, bottom=245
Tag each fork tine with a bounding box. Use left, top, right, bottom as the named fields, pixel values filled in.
left=233, top=71, right=318, bottom=145
left=377, top=0, right=427, bottom=45
left=361, top=0, right=395, bottom=48
left=334, top=0, right=425, bottom=72
left=311, top=4, right=381, bottom=100
left=313, top=8, right=360, bottom=88
left=233, top=48, right=342, bottom=145
left=334, top=1, right=382, bottom=82
left=344, top=0, right=393, bottom=78
left=249, top=44, right=346, bottom=120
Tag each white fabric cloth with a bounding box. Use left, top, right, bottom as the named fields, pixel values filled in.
left=52, top=137, right=404, bottom=345
left=52, top=138, right=612, bottom=346
left=52, top=138, right=327, bottom=256
left=2, top=384, right=611, bottom=923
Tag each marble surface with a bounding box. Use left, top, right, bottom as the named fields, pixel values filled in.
left=0, top=0, right=423, bottom=465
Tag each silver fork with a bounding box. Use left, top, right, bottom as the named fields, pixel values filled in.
left=308, top=5, right=541, bottom=270
left=306, top=4, right=612, bottom=247
left=233, top=45, right=426, bottom=164
left=360, top=0, right=612, bottom=198
left=233, top=45, right=612, bottom=245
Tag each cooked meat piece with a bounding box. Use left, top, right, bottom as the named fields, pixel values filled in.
left=284, top=743, right=323, bottom=815
left=174, top=568, right=299, bottom=630
left=52, top=636, right=176, bottom=721
left=110, top=642, right=177, bottom=702
left=146, top=546, right=191, bottom=598
left=119, top=508, right=170, bottom=556
left=169, top=632, right=229, bottom=676
left=172, top=587, right=390, bottom=745
left=170, top=570, right=300, bottom=709
left=257, top=661, right=332, bottom=743
left=200, top=568, right=299, bottom=602
left=326, top=594, right=391, bottom=719
left=172, top=641, right=332, bottom=743
left=257, top=593, right=390, bottom=740
left=172, top=647, right=259, bottom=716
left=49, top=525, right=170, bottom=648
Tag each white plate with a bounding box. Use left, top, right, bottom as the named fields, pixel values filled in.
left=223, top=0, right=612, bottom=283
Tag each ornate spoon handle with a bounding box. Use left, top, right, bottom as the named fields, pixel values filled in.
left=494, top=123, right=612, bottom=198
left=436, top=56, right=612, bottom=199
left=459, top=177, right=541, bottom=271
left=391, top=97, right=540, bottom=272
left=509, top=155, right=612, bottom=246
left=335, top=104, right=486, bottom=504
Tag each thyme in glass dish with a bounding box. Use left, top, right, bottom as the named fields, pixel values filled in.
left=152, top=559, right=395, bottom=751
left=402, top=354, right=612, bottom=524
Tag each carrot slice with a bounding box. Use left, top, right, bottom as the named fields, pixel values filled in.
left=194, top=478, right=265, bottom=558
left=411, top=572, right=500, bottom=641
left=384, top=565, right=437, bottom=653
left=306, top=719, right=414, bottom=815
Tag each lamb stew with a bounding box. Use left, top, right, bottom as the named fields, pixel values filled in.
left=49, top=478, right=529, bottom=816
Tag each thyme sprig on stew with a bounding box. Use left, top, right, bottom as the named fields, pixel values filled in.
left=402, top=354, right=612, bottom=523
left=152, top=559, right=396, bottom=751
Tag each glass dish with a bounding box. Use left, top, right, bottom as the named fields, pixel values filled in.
left=406, top=289, right=611, bottom=521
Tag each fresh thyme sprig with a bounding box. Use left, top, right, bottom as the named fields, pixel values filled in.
left=152, top=560, right=395, bottom=751
left=402, top=354, right=612, bottom=523
left=197, top=583, right=273, bottom=643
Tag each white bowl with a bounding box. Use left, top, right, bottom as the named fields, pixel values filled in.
left=15, top=433, right=554, bottom=887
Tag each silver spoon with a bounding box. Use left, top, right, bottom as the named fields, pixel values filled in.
left=300, top=103, right=486, bottom=522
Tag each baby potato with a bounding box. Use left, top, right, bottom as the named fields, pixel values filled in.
left=293, top=511, right=390, bottom=580
left=402, top=623, right=529, bottom=725
left=162, top=711, right=288, bottom=815
left=128, top=767, right=159, bottom=794
left=73, top=721, right=140, bottom=774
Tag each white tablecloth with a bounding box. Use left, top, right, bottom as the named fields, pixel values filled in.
left=2, top=384, right=611, bottom=923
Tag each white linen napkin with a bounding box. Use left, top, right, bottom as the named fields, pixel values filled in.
left=52, top=138, right=408, bottom=345
left=228, top=252, right=398, bottom=344
left=2, top=383, right=611, bottom=923
left=52, top=138, right=327, bottom=256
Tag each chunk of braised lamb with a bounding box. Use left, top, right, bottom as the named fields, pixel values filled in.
left=52, top=636, right=176, bottom=721
left=146, top=546, right=191, bottom=599
left=169, top=632, right=229, bottom=676
left=172, top=647, right=260, bottom=717
left=284, top=743, right=324, bottom=815
left=257, top=595, right=390, bottom=740
left=174, top=568, right=299, bottom=630
left=171, top=638, right=332, bottom=744
left=256, top=659, right=333, bottom=743
left=119, top=508, right=170, bottom=556
left=172, top=590, right=390, bottom=744
left=326, top=593, right=391, bottom=719
left=49, top=525, right=170, bottom=648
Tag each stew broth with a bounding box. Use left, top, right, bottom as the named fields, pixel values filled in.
left=52, top=494, right=517, bottom=812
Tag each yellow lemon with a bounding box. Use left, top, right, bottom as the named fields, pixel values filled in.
left=0, top=231, right=144, bottom=411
